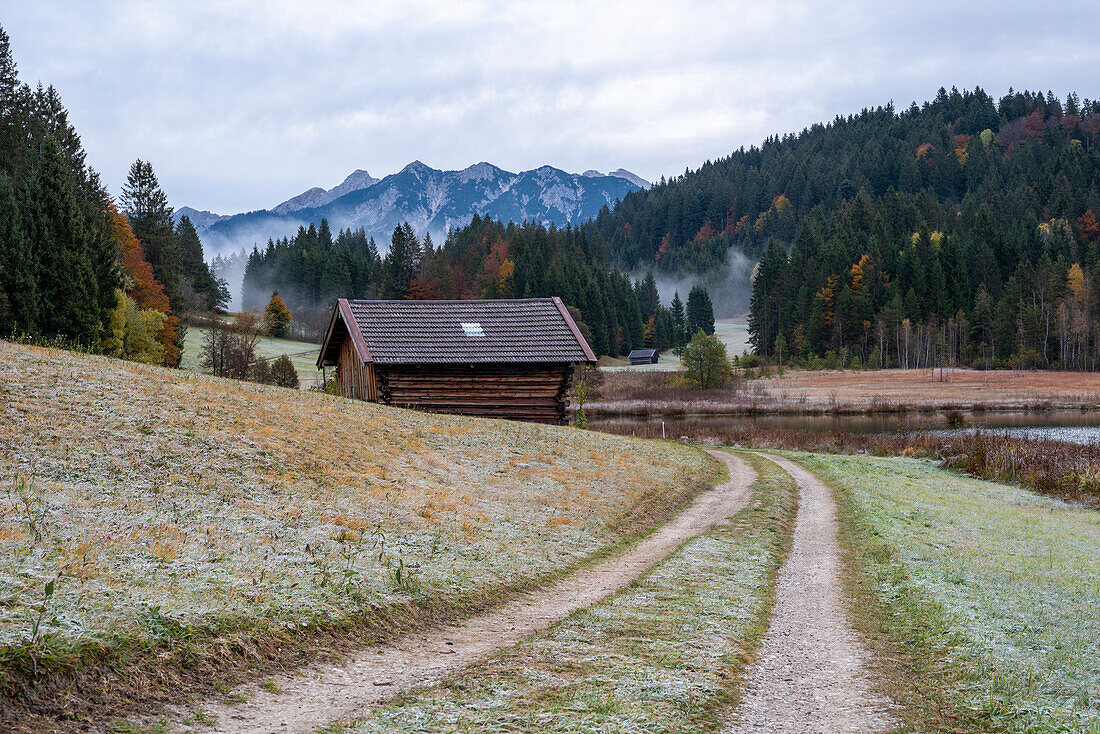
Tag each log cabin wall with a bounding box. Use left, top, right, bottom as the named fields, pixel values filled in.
left=336, top=337, right=377, bottom=401
left=376, top=363, right=574, bottom=424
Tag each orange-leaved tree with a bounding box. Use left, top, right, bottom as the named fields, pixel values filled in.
left=107, top=200, right=179, bottom=365
left=264, top=292, right=292, bottom=338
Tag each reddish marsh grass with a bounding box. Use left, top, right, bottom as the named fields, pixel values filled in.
left=584, top=368, right=1100, bottom=416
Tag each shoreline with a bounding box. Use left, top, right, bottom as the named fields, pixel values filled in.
left=581, top=399, right=1100, bottom=418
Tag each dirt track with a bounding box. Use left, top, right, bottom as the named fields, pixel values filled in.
left=725, top=454, right=895, bottom=733
left=165, top=449, right=755, bottom=733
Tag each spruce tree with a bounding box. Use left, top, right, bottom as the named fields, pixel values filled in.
left=0, top=170, right=36, bottom=334
left=382, top=222, right=421, bottom=298
left=638, top=270, right=660, bottom=318
left=686, top=284, right=715, bottom=335
left=121, top=160, right=181, bottom=309
left=34, top=137, right=98, bottom=342
left=0, top=26, right=24, bottom=174
left=175, top=214, right=224, bottom=310
left=670, top=291, right=686, bottom=353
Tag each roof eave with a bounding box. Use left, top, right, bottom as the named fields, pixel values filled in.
left=316, top=298, right=374, bottom=368
left=339, top=298, right=373, bottom=364
left=551, top=297, right=598, bottom=363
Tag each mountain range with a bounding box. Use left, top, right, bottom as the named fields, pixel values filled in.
left=177, top=162, right=648, bottom=255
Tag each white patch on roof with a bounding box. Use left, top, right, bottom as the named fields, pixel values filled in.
left=461, top=322, right=485, bottom=338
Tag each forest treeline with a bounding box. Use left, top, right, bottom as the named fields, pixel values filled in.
left=586, top=85, right=1100, bottom=369
left=242, top=215, right=716, bottom=356
left=0, top=26, right=224, bottom=366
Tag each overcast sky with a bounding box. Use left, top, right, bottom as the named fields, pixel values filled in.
left=3, top=1, right=1098, bottom=213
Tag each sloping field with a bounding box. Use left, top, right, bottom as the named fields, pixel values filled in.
left=0, top=340, right=715, bottom=729
left=799, top=453, right=1100, bottom=733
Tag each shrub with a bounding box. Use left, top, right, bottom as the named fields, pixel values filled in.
left=270, top=355, right=299, bottom=388
left=249, top=359, right=272, bottom=385
left=681, top=330, right=733, bottom=389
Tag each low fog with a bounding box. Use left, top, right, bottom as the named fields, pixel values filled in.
left=638, top=248, right=756, bottom=319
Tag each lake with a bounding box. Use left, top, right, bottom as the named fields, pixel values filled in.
left=589, top=410, right=1100, bottom=445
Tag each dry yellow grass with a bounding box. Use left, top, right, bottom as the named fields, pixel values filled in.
left=0, top=340, right=712, bottom=658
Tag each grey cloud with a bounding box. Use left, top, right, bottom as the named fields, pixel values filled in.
left=2, top=0, right=1098, bottom=213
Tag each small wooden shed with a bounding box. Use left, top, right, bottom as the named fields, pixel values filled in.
left=317, top=298, right=597, bottom=424
left=628, top=348, right=660, bottom=365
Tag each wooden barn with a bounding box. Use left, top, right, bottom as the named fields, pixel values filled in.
left=628, top=348, right=660, bottom=365
left=317, top=298, right=597, bottom=424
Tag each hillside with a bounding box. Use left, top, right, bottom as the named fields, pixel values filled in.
left=590, top=88, right=1100, bottom=323
left=186, top=161, right=646, bottom=256
left=0, top=340, right=714, bottom=729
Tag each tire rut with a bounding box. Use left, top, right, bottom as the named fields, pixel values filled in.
left=724, top=453, right=895, bottom=734
left=162, top=449, right=755, bottom=734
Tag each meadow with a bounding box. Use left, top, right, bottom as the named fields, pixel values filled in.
left=0, top=340, right=716, bottom=728
left=598, top=421, right=1100, bottom=508
left=179, top=324, right=323, bottom=387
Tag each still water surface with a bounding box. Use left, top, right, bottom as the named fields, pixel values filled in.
left=590, top=410, right=1100, bottom=445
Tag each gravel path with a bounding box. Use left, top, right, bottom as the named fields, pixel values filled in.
left=165, top=450, right=755, bottom=734
left=725, top=453, right=895, bottom=733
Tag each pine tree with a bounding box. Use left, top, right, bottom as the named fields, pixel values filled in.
left=686, top=284, right=715, bottom=335
left=670, top=290, right=686, bottom=353
left=0, top=170, right=36, bottom=334
left=121, top=160, right=181, bottom=309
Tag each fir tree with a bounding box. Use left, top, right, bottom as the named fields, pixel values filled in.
left=670, top=290, right=686, bottom=354
left=686, top=284, right=715, bottom=335
left=121, top=160, right=181, bottom=309
left=0, top=170, right=36, bottom=333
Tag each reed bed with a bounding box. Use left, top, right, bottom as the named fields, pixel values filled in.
left=584, top=368, right=1100, bottom=417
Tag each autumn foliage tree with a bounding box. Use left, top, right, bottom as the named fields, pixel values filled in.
left=264, top=292, right=292, bottom=338
left=107, top=201, right=179, bottom=364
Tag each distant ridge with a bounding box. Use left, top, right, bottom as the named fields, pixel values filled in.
left=177, top=162, right=648, bottom=255
left=583, top=168, right=651, bottom=189
left=272, top=169, right=380, bottom=214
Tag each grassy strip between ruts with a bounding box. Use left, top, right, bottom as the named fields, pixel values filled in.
left=788, top=452, right=1100, bottom=734
left=330, top=452, right=798, bottom=734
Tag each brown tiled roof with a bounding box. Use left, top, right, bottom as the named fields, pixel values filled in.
left=320, top=298, right=596, bottom=366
